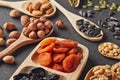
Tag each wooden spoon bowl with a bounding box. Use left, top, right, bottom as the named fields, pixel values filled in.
left=0, top=0, right=56, bottom=17
left=98, top=42, right=120, bottom=60
left=0, top=23, right=54, bottom=60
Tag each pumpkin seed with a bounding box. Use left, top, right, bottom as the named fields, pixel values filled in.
left=94, top=6, right=101, bottom=11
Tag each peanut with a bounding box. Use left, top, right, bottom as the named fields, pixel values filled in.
left=21, top=15, right=30, bottom=26
left=2, top=55, right=15, bottom=64
left=9, top=10, right=19, bottom=17
left=9, top=31, right=20, bottom=39
left=3, top=22, right=16, bottom=31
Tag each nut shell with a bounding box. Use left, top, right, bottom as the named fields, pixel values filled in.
left=2, top=55, right=15, bottom=64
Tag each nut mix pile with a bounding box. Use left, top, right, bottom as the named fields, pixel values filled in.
left=98, top=42, right=120, bottom=57
left=89, top=62, right=120, bottom=80
left=36, top=38, right=83, bottom=73
left=13, top=67, right=59, bottom=80
left=23, top=16, right=53, bottom=39
left=25, top=0, right=54, bottom=16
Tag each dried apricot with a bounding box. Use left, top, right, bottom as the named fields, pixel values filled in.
left=53, top=64, right=64, bottom=71
left=56, top=40, right=78, bottom=48
left=68, top=48, right=78, bottom=55
left=38, top=52, right=52, bottom=66
left=53, top=47, right=70, bottom=53
left=53, top=53, right=65, bottom=63
left=62, top=54, right=80, bottom=72
left=77, top=52, right=83, bottom=60
left=40, top=38, right=57, bottom=48
left=37, top=42, right=55, bottom=53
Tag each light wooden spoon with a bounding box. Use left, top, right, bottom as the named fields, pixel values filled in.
left=68, top=0, right=80, bottom=7
left=50, top=0, right=103, bottom=41
left=0, top=0, right=56, bottom=17
left=0, top=25, right=54, bottom=60
left=98, top=42, right=120, bottom=60
left=84, top=67, right=94, bottom=80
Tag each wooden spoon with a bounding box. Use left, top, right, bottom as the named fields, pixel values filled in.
left=98, top=42, right=120, bottom=60
left=68, top=0, right=80, bottom=7
left=84, top=67, right=94, bottom=80
left=0, top=0, right=56, bottom=17
left=50, top=0, right=103, bottom=41
left=0, top=26, right=54, bottom=60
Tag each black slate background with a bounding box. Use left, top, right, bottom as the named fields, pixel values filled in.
left=0, top=0, right=120, bottom=80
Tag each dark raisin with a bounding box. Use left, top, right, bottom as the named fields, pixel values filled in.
left=114, top=27, right=120, bottom=31
left=82, top=11, right=87, bottom=18
left=76, top=19, right=84, bottom=25
left=13, top=73, right=30, bottom=80
left=79, top=10, right=83, bottom=16
left=109, top=11, right=115, bottom=16
left=113, top=35, right=120, bottom=40
left=29, top=67, right=46, bottom=78
left=98, top=20, right=102, bottom=26
left=48, top=74, right=59, bottom=80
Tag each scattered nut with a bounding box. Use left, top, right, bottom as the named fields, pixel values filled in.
left=9, top=10, right=19, bottom=17
left=2, top=55, right=15, bottom=64
left=55, top=20, right=64, bottom=28
left=0, top=38, right=5, bottom=46
left=3, top=22, right=16, bottom=31
left=6, top=38, right=17, bottom=46
left=0, top=29, right=5, bottom=38
left=9, top=31, right=20, bottom=39
left=20, top=15, right=30, bottom=26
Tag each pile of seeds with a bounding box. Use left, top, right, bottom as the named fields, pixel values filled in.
left=13, top=67, right=60, bottom=80
left=98, top=17, right=120, bottom=40
left=76, top=19, right=102, bottom=37
left=82, top=0, right=120, bottom=11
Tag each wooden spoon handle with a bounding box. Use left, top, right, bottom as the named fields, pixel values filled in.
left=0, top=1, right=11, bottom=7
left=0, top=38, right=30, bottom=59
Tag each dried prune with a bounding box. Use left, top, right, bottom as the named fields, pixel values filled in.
left=48, top=74, right=59, bottom=80
left=29, top=67, right=46, bottom=78
left=13, top=73, right=30, bottom=80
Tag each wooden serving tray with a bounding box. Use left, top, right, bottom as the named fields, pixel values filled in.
left=9, top=37, right=89, bottom=80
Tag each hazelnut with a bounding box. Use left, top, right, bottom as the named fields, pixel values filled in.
left=2, top=55, right=15, bottom=64
left=37, top=22, right=45, bottom=30
left=9, top=31, right=20, bottom=39
left=30, top=17, right=36, bottom=22
left=29, top=31, right=37, bottom=39
left=21, top=15, right=30, bottom=26
left=39, top=16, right=47, bottom=23
left=44, top=28, right=50, bottom=35
left=37, top=30, right=45, bottom=38
left=0, top=29, right=5, bottom=38
left=33, top=19, right=41, bottom=24
left=55, top=20, right=64, bottom=28
left=44, top=20, right=53, bottom=29
left=9, top=10, right=19, bottom=17
left=0, top=38, right=5, bottom=46
left=23, top=27, right=31, bottom=37
left=3, top=22, right=16, bottom=31
left=6, top=38, right=17, bottom=46
left=28, top=23, right=37, bottom=31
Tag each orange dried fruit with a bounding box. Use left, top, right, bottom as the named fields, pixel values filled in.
left=40, top=38, right=57, bottom=48
left=38, top=52, right=52, bottom=66
left=53, top=47, right=70, bottom=53
left=53, top=53, right=66, bottom=63
left=53, top=64, right=64, bottom=71
left=56, top=40, right=78, bottom=48
left=77, top=52, right=83, bottom=60
left=37, top=42, right=55, bottom=53
left=68, top=48, right=78, bottom=55
left=62, top=54, right=80, bottom=72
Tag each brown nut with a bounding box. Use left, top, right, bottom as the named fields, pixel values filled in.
left=45, top=7, right=53, bottom=14
left=44, top=20, right=53, bottom=29
left=29, top=31, right=37, bottom=39
left=23, top=27, right=31, bottom=37
left=37, top=30, right=45, bottom=38
left=44, top=28, right=50, bottom=35
left=25, top=2, right=32, bottom=10
left=21, top=15, right=30, bottom=26
left=39, top=16, right=47, bottom=23
left=3, top=22, right=16, bottom=31
left=28, top=23, right=37, bottom=31
left=32, top=10, right=43, bottom=16
left=55, top=20, right=64, bottom=28
left=30, top=17, right=36, bottom=23
left=41, top=0, right=49, bottom=3
left=9, top=10, right=19, bottom=17
left=0, top=29, right=5, bottom=38
left=28, top=3, right=33, bottom=13
left=2, top=55, right=15, bottom=64
left=32, top=1, right=42, bottom=10
left=9, top=31, right=20, bottom=39
left=0, top=38, right=5, bottom=46
left=33, top=19, right=41, bottom=24
left=41, top=2, right=51, bottom=10
left=37, top=22, right=45, bottom=30
left=6, top=38, right=17, bottom=46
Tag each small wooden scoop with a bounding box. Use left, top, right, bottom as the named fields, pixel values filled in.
left=98, top=42, right=120, bottom=60
left=50, top=0, right=103, bottom=41
left=0, top=27, right=54, bottom=60
left=0, top=0, right=56, bottom=17
left=84, top=67, right=94, bottom=80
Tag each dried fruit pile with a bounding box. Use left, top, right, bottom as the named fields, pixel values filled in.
left=36, top=38, right=83, bottom=73
left=13, top=67, right=59, bottom=80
